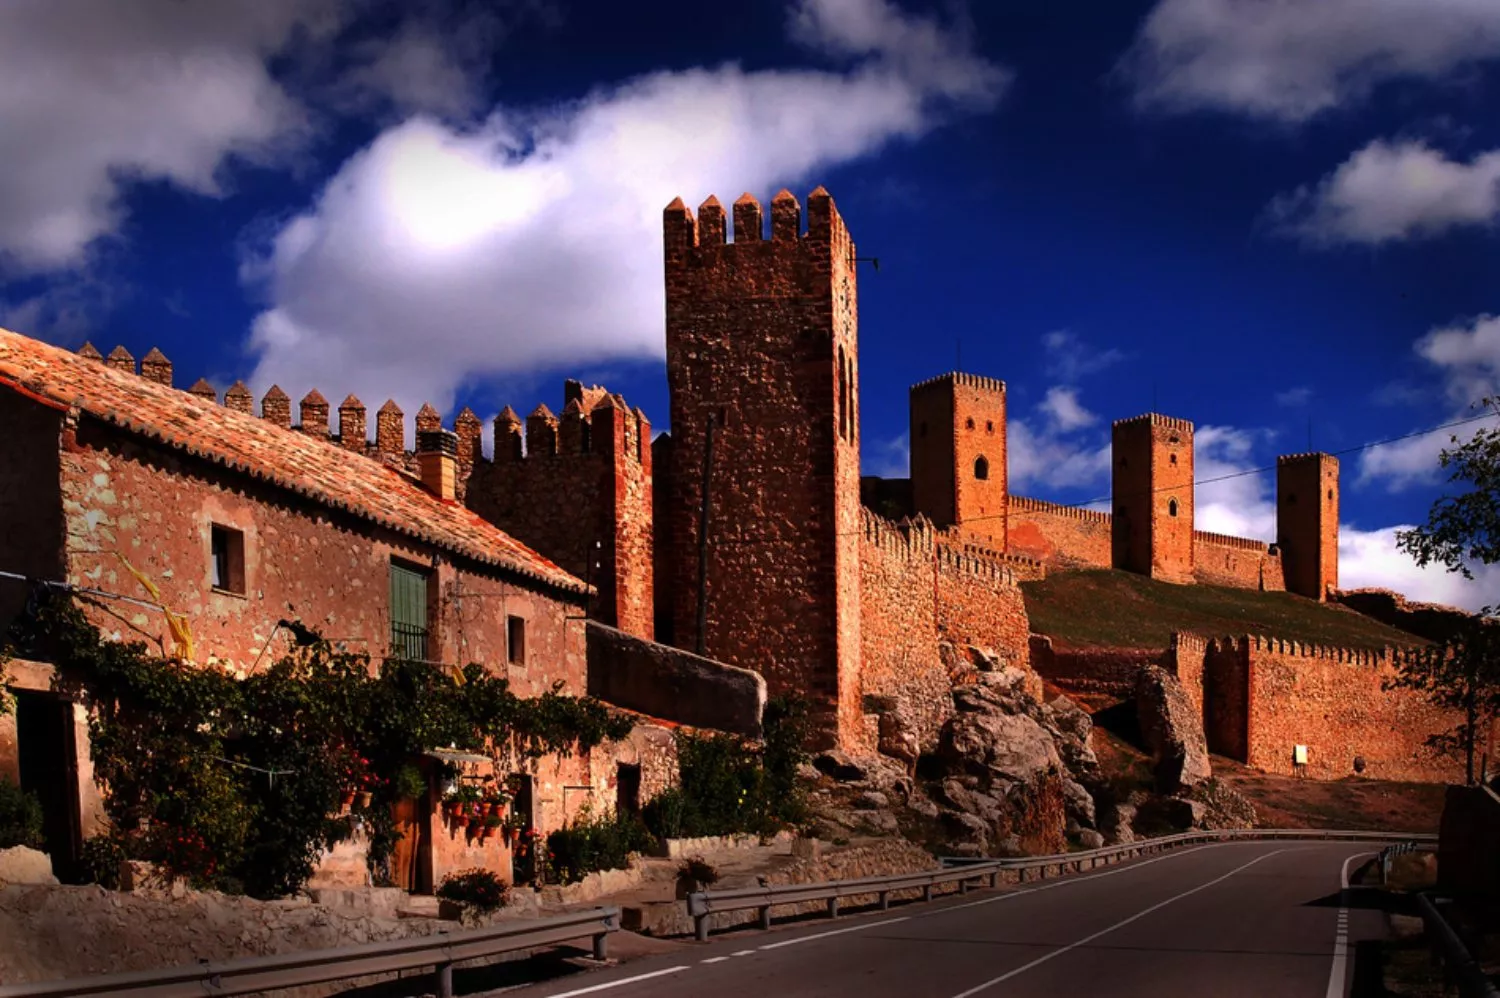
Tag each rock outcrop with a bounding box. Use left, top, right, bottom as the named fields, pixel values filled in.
left=0, top=847, right=56, bottom=887
left=1134, top=665, right=1211, bottom=792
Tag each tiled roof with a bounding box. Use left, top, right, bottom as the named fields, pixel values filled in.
left=0, top=327, right=588, bottom=597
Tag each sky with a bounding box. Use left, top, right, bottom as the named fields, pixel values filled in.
left=0, top=0, right=1497, bottom=609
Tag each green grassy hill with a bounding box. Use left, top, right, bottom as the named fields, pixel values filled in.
left=1021, top=569, right=1424, bottom=651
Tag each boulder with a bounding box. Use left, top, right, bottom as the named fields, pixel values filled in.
left=1134, top=665, right=1211, bottom=792
left=855, top=791, right=890, bottom=811
left=0, top=846, right=57, bottom=885
left=939, top=702, right=1061, bottom=785
left=876, top=710, right=920, bottom=773
left=1076, top=829, right=1106, bottom=850
left=1060, top=778, right=1097, bottom=829
left=1043, top=695, right=1099, bottom=780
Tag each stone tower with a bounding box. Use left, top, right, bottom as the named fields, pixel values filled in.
left=1277, top=453, right=1339, bottom=601
left=662, top=188, right=862, bottom=748
left=909, top=373, right=1008, bottom=549
left=1111, top=414, right=1195, bottom=583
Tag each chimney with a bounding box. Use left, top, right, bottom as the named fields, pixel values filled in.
left=416, top=429, right=459, bottom=501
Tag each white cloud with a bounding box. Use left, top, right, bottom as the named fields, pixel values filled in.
left=1041, top=329, right=1125, bottom=382
left=1340, top=525, right=1500, bottom=613
left=1269, top=140, right=1500, bottom=247
left=1038, top=386, right=1096, bottom=432
left=240, top=0, right=1011, bottom=417
left=1360, top=314, right=1500, bottom=490
left=1117, top=0, right=1500, bottom=123
left=0, top=0, right=349, bottom=274
left=1193, top=424, right=1276, bottom=539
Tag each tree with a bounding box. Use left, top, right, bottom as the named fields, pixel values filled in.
left=1393, top=397, right=1500, bottom=785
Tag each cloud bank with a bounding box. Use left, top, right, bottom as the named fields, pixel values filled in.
left=239, top=0, right=1010, bottom=416
left=1118, top=0, right=1500, bottom=123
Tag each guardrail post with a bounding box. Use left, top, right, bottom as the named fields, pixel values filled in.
left=828, top=897, right=840, bottom=919
left=593, top=932, right=609, bottom=962
left=696, top=914, right=709, bottom=942
left=989, top=871, right=999, bottom=888
left=760, top=905, right=773, bottom=930
left=436, top=961, right=454, bottom=998
left=923, top=884, right=934, bottom=902
left=879, top=891, right=889, bottom=910
left=960, top=879, right=971, bottom=895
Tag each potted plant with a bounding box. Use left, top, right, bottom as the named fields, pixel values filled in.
left=501, top=814, right=525, bottom=846
left=481, top=813, right=502, bottom=841
left=676, top=857, right=719, bottom=900
left=436, top=868, right=510, bottom=922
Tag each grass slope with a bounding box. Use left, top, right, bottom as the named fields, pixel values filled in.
left=1022, top=569, right=1422, bottom=651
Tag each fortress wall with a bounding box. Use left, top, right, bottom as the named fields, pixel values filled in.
left=857, top=511, right=948, bottom=751
left=1166, top=633, right=1208, bottom=723
left=1203, top=636, right=1467, bottom=782
left=1006, top=496, right=1112, bottom=570
left=1192, top=532, right=1285, bottom=592
left=933, top=538, right=1033, bottom=674
left=1028, top=634, right=1161, bottom=698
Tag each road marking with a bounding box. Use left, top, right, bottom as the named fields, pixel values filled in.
left=925, top=845, right=1214, bottom=916
left=700, top=956, right=730, bottom=964
left=945, top=848, right=1292, bottom=998
left=541, top=966, right=690, bottom=997
left=732, top=950, right=757, bottom=957
left=757, top=916, right=910, bottom=950
left=1325, top=851, right=1374, bottom=998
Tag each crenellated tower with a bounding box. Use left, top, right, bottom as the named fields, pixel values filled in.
left=662, top=188, right=862, bottom=748
left=909, top=372, right=1008, bottom=549
left=1276, top=453, right=1339, bottom=601
left=1112, top=413, right=1195, bottom=583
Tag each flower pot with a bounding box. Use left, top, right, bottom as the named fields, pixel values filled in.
left=478, top=802, right=492, bottom=818
left=357, top=792, right=373, bottom=809
left=495, top=804, right=508, bottom=819
left=340, top=792, right=356, bottom=810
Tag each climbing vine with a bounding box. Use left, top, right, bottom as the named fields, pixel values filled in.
left=5, top=590, right=634, bottom=898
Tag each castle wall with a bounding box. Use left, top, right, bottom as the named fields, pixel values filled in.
left=465, top=392, right=654, bottom=639
left=1029, top=634, right=1162, bottom=698
left=1192, top=531, right=1285, bottom=592
left=933, top=540, right=1032, bottom=670
left=1165, top=633, right=1207, bottom=723
left=1007, top=496, right=1112, bottom=570
left=1206, top=636, right=1465, bottom=782
left=1334, top=588, right=1471, bottom=643
left=662, top=190, right=862, bottom=748
left=857, top=512, right=947, bottom=752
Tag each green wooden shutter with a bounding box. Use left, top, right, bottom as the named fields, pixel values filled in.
left=389, top=562, right=429, bottom=661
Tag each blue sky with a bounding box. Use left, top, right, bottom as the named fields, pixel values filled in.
left=1, top=0, right=1497, bottom=608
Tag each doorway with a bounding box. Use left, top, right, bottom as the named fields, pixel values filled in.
left=616, top=763, right=642, bottom=817
left=14, top=691, right=81, bottom=880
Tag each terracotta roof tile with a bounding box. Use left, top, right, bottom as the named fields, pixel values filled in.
left=0, top=327, right=588, bottom=597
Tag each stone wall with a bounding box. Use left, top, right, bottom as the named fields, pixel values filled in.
left=1165, top=633, right=1207, bottom=723
left=1333, top=588, right=1473, bottom=643
left=1192, top=531, right=1285, bottom=592
left=1029, top=635, right=1162, bottom=697
left=0, top=386, right=66, bottom=634
left=57, top=417, right=585, bottom=694
left=585, top=621, right=766, bottom=737
left=1200, top=636, right=1464, bottom=782
left=1007, top=496, right=1112, bottom=570
left=466, top=384, right=654, bottom=639
left=857, top=511, right=1034, bottom=753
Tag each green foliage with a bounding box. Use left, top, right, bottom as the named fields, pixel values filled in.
left=78, top=835, right=127, bottom=889
left=1392, top=398, right=1500, bottom=785
left=678, top=856, right=718, bottom=886
left=393, top=764, right=427, bottom=801
left=0, top=777, right=44, bottom=850
left=545, top=805, right=653, bottom=884
left=436, top=868, right=510, bottom=913
left=642, top=695, right=810, bottom=840
left=4, top=592, right=634, bottom=896
left=1397, top=399, right=1500, bottom=578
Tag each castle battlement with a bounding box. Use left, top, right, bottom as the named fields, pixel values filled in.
left=665, top=187, right=850, bottom=250
left=1203, top=633, right=1421, bottom=668
left=1193, top=529, right=1277, bottom=554
left=910, top=372, right=1007, bottom=395
left=1111, top=412, right=1194, bottom=433
left=1278, top=452, right=1339, bottom=466
left=1010, top=495, right=1111, bottom=523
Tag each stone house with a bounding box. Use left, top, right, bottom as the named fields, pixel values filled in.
left=0, top=328, right=695, bottom=890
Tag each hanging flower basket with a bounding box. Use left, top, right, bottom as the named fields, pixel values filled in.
left=477, top=801, right=493, bottom=818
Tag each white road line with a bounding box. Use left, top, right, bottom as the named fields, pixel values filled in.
left=945, top=848, right=1293, bottom=998
left=757, top=916, right=911, bottom=950
left=540, top=966, right=690, bottom=997
left=1325, top=851, right=1374, bottom=998
left=700, top=956, right=730, bottom=964
left=732, top=950, right=757, bottom=957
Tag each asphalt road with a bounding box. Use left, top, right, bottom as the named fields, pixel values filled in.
left=511, top=840, right=1382, bottom=998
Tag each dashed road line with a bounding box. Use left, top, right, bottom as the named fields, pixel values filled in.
left=541, top=965, right=689, bottom=997
left=1325, top=851, right=1373, bottom=998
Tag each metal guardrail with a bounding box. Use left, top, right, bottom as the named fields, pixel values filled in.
left=0, top=906, right=620, bottom=998
left=687, top=827, right=1437, bottom=941
left=1378, top=839, right=1433, bottom=883
left=1416, top=893, right=1500, bottom=998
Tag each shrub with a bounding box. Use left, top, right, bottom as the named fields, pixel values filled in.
left=546, top=806, right=653, bottom=884
left=642, top=695, right=811, bottom=841
left=77, top=834, right=127, bottom=889
left=437, top=868, right=510, bottom=914
left=0, top=778, right=43, bottom=850
left=678, top=856, right=718, bottom=886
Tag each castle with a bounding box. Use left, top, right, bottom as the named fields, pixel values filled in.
left=5, top=186, right=1479, bottom=788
